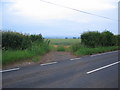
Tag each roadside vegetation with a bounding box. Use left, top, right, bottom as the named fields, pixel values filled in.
left=2, top=31, right=50, bottom=65
left=71, top=30, right=120, bottom=56
left=2, top=30, right=120, bottom=65
left=73, top=46, right=119, bottom=56
left=48, top=38, right=80, bottom=52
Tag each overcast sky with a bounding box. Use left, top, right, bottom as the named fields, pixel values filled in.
left=1, top=0, right=119, bottom=38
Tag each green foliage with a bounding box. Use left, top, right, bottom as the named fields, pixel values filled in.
left=114, top=35, right=120, bottom=46
left=70, top=43, right=81, bottom=52
left=118, top=35, right=120, bottom=46
left=29, top=34, right=44, bottom=42
left=2, top=31, right=50, bottom=65
left=57, top=45, right=65, bottom=51
left=100, top=31, right=114, bottom=46
left=48, top=39, right=81, bottom=45
left=81, top=31, right=101, bottom=47
left=81, top=30, right=117, bottom=47
left=2, top=41, right=50, bottom=65
left=75, top=46, right=119, bottom=56
left=72, top=30, right=119, bottom=56
left=2, top=31, right=44, bottom=50
left=32, top=56, right=41, bottom=62
left=2, top=31, right=29, bottom=50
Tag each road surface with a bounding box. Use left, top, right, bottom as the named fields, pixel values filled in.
left=2, top=51, right=119, bottom=88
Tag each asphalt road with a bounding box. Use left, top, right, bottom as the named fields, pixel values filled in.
left=2, top=51, right=120, bottom=88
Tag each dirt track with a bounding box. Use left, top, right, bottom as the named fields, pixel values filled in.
left=40, top=51, right=78, bottom=64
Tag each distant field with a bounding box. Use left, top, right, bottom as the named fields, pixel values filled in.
left=47, top=39, right=81, bottom=45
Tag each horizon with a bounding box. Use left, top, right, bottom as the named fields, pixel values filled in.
left=1, top=0, right=119, bottom=37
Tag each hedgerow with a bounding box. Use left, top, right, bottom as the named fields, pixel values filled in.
left=2, top=31, right=44, bottom=50
left=81, top=30, right=119, bottom=47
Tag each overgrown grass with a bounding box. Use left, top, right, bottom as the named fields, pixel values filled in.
left=32, top=55, right=42, bottom=62
left=48, top=39, right=81, bottom=52
left=49, top=45, right=57, bottom=51
left=2, top=42, right=50, bottom=65
left=74, top=46, right=119, bottom=56
left=57, top=45, right=65, bottom=51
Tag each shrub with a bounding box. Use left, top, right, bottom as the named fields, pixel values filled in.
left=2, top=31, right=31, bottom=50
left=81, top=31, right=101, bottom=47
left=100, top=31, right=114, bottom=46
left=2, top=31, right=45, bottom=50
left=29, top=34, right=44, bottom=43
left=81, top=30, right=116, bottom=47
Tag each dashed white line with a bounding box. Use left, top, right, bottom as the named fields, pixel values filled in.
left=0, top=68, right=20, bottom=73
left=40, top=62, right=57, bottom=66
left=86, top=61, right=120, bottom=74
left=70, top=58, right=81, bottom=61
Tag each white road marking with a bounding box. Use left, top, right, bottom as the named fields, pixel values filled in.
left=70, top=58, right=81, bottom=61
left=0, top=68, right=20, bottom=73
left=86, top=61, right=120, bottom=74
left=91, top=54, right=102, bottom=57
left=90, top=51, right=118, bottom=57
left=101, top=51, right=118, bottom=55
left=40, top=62, right=57, bottom=66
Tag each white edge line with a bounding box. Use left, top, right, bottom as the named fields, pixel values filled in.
left=40, top=62, right=57, bottom=66
left=0, top=68, right=20, bottom=73
left=91, top=51, right=118, bottom=57
left=86, top=61, right=120, bottom=74
left=70, top=58, right=81, bottom=61
left=91, top=54, right=101, bottom=57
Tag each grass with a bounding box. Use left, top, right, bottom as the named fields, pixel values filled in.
left=57, top=45, right=65, bottom=51
left=2, top=42, right=50, bottom=65
left=32, top=55, right=42, bottom=62
left=48, top=39, right=81, bottom=52
left=48, top=39, right=81, bottom=45
left=74, top=46, right=119, bottom=56
left=3, top=38, right=120, bottom=65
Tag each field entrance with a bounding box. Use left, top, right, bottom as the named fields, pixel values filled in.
left=40, top=51, right=78, bottom=64
left=38, top=39, right=80, bottom=64
left=3, top=39, right=80, bottom=69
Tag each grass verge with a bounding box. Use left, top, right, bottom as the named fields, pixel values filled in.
left=74, top=46, right=119, bottom=56
left=2, top=42, right=49, bottom=65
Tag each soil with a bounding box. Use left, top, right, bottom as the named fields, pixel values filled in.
left=39, top=51, right=78, bottom=64
left=3, top=51, right=78, bottom=69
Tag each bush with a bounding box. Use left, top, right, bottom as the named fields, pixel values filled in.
left=100, top=31, right=114, bottom=46
left=81, top=30, right=117, bottom=47
left=2, top=31, right=50, bottom=64
left=116, top=35, right=120, bottom=46
left=2, top=31, right=31, bottom=50
left=2, top=31, right=45, bottom=50
left=81, top=31, right=101, bottom=47
left=29, top=34, right=44, bottom=43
